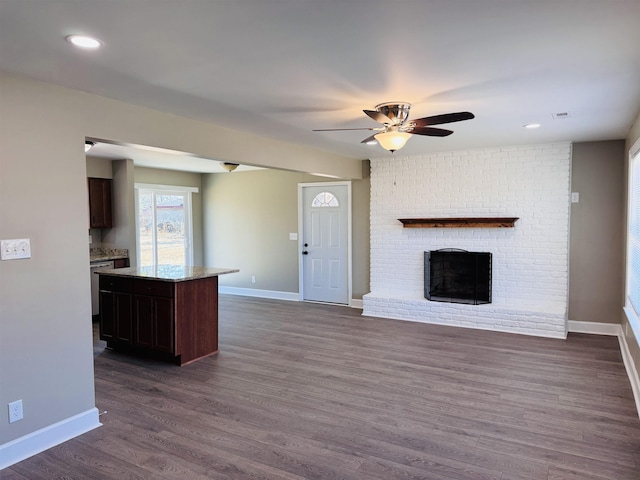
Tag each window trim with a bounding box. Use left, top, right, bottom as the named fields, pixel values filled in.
left=625, top=137, right=640, bottom=342
left=134, top=183, right=198, bottom=267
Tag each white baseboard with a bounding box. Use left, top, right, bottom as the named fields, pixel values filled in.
left=219, top=286, right=299, bottom=302
left=350, top=298, right=363, bottom=309
left=219, top=286, right=364, bottom=309
left=567, top=320, right=621, bottom=336
left=0, top=408, right=101, bottom=470
left=567, top=320, right=640, bottom=419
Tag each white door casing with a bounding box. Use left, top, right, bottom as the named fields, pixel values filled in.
left=298, top=182, right=352, bottom=305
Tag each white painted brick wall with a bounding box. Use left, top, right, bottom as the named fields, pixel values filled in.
left=363, top=142, right=572, bottom=338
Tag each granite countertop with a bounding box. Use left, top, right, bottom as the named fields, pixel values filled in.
left=90, top=247, right=129, bottom=263
left=95, top=265, right=239, bottom=282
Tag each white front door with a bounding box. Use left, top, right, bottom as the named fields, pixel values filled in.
left=300, top=183, right=351, bottom=304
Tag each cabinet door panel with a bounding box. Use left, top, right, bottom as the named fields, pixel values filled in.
left=101, top=180, right=113, bottom=227
left=114, top=292, right=132, bottom=343
left=134, top=295, right=154, bottom=348
left=154, top=297, right=174, bottom=353
left=88, top=178, right=113, bottom=228
left=99, top=291, right=115, bottom=340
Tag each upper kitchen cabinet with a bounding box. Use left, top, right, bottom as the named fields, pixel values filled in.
left=88, top=177, right=113, bottom=228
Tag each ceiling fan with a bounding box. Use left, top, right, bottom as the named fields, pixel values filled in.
left=313, top=102, right=474, bottom=152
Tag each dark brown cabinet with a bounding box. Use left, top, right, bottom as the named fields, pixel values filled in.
left=114, top=258, right=129, bottom=269
left=98, top=273, right=220, bottom=365
left=133, top=285, right=174, bottom=353
left=88, top=177, right=113, bottom=228
left=98, top=276, right=132, bottom=343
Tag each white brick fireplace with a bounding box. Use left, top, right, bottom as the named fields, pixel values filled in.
left=363, top=142, right=572, bottom=338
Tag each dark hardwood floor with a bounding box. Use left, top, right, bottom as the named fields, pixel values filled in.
left=5, top=296, right=640, bottom=479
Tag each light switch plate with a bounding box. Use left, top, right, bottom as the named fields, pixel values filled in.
left=571, top=192, right=579, bottom=203
left=1, top=238, right=31, bottom=260
left=289, top=232, right=298, bottom=241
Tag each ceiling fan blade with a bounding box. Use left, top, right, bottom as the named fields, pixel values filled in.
left=364, top=109, right=393, bottom=124
left=411, top=111, right=475, bottom=127
left=360, top=134, right=378, bottom=144
left=409, top=126, right=454, bottom=137
left=312, top=127, right=378, bottom=132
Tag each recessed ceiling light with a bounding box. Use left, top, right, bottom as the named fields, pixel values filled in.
left=66, top=34, right=103, bottom=49
left=523, top=123, right=541, bottom=129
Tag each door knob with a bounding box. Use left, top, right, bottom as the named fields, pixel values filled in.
left=302, top=251, right=308, bottom=255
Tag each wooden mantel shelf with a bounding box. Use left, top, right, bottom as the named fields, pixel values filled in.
left=398, top=217, right=519, bottom=228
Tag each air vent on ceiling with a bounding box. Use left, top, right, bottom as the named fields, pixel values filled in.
left=552, top=112, right=571, bottom=119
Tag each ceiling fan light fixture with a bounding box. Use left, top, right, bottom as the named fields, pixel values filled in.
left=313, top=102, right=474, bottom=151
left=220, top=162, right=239, bottom=172
left=85, top=141, right=95, bottom=152
left=374, top=131, right=412, bottom=152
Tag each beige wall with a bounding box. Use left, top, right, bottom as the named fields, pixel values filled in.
left=86, top=156, right=113, bottom=179
left=101, top=159, right=137, bottom=263
left=351, top=161, right=371, bottom=298
left=134, top=167, right=204, bottom=266
left=0, top=76, right=97, bottom=444
left=202, top=167, right=370, bottom=298
left=0, top=72, right=361, bottom=452
left=569, top=141, right=625, bottom=323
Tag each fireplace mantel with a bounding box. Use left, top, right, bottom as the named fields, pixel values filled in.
left=398, top=217, right=519, bottom=228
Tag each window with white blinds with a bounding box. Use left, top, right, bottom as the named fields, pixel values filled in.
left=627, top=142, right=640, bottom=339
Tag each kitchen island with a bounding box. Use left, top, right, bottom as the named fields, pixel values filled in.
left=96, top=265, right=238, bottom=366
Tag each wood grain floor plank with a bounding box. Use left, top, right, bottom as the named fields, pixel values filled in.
left=547, top=465, right=620, bottom=480
left=476, top=435, right=640, bottom=480
left=4, top=296, right=640, bottom=479
left=0, top=472, right=30, bottom=480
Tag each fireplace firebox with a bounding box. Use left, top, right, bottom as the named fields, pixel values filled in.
left=425, top=250, right=492, bottom=305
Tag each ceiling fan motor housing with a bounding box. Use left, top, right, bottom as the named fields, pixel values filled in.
left=375, top=102, right=411, bottom=125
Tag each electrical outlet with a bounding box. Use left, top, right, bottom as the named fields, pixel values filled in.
left=8, top=400, right=23, bottom=423
left=1, top=239, right=31, bottom=260
left=251, top=276, right=256, bottom=284
left=571, top=192, right=579, bottom=203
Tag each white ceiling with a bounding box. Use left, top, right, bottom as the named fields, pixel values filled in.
left=1, top=1, right=639, bottom=170
left=86, top=142, right=262, bottom=174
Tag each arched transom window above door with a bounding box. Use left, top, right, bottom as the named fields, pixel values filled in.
left=311, top=191, right=339, bottom=207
